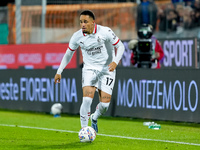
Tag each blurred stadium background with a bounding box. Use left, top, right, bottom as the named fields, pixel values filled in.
left=2, top=0, right=199, bottom=44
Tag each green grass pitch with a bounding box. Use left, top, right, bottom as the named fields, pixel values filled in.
left=0, top=110, right=200, bottom=150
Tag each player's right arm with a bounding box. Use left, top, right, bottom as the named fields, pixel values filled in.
left=54, top=49, right=75, bottom=84
left=54, top=32, right=79, bottom=84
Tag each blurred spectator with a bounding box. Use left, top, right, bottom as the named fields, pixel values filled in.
left=194, top=0, right=200, bottom=9
left=193, top=8, right=200, bottom=26
left=172, top=0, right=195, bottom=7
left=171, top=0, right=184, bottom=8
left=172, top=0, right=183, bottom=4
left=175, top=4, right=184, bottom=33
left=136, top=0, right=158, bottom=31
left=194, top=0, right=200, bottom=27
left=183, top=6, right=195, bottom=29
left=184, top=0, right=195, bottom=8
left=157, top=0, right=200, bottom=33
left=158, top=6, right=167, bottom=31
left=167, top=9, right=179, bottom=32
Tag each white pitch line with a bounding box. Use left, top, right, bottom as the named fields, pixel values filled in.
left=0, top=124, right=200, bottom=146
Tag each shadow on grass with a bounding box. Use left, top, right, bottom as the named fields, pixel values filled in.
left=20, top=141, right=94, bottom=150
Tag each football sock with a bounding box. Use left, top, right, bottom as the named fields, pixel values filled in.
left=80, top=97, right=93, bottom=128
left=93, top=102, right=110, bottom=121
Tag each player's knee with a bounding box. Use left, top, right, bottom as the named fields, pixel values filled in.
left=82, top=97, right=93, bottom=106
left=100, top=94, right=111, bottom=103
left=83, top=87, right=95, bottom=97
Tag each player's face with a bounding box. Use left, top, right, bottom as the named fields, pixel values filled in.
left=80, top=15, right=95, bottom=34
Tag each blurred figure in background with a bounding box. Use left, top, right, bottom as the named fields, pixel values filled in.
left=130, top=24, right=164, bottom=69
left=172, top=0, right=195, bottom=7
left=193, top=0, right=200, bottom=27
left=171, top=0, right=184, bottom=8
left=183, top=6, right=195, bottom=29
left=136, top=0, right=158, bottom=31
left=167, top=8, right=179, bottom=32
left=158, top=0, right=200, bottom=33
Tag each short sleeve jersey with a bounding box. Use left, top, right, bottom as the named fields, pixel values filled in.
left=68, top=24, right=120, bottom=71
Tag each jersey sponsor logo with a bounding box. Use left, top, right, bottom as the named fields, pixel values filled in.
left=86, top=46, right=103, bottom=56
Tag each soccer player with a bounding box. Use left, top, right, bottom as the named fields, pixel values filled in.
left=54, top=10, right=125, bottom=133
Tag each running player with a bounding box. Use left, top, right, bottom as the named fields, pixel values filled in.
left=54, top=10, right=125, bottom=133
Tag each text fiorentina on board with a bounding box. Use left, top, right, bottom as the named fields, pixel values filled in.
left=0, top=77, right=198, bottom=112
left=0, top=77, right=78, bottom=103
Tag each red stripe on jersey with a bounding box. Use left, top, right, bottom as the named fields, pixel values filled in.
left=94, top=24, right=97, bottom=33
left=69, top=47, right=75, bottom=51
left=113, top=39, right=120, bottom=46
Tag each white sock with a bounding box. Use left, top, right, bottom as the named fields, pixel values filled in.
left=80, top=97, right=93, bottom=128
left=93, top=102, right=110, bottom=121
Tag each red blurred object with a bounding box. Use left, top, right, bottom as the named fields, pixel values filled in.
left=0, top=43, right=77, bottom=69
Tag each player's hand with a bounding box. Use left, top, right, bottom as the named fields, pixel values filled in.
left=54, top=74, right=61, bottom=84
left=108, top=62, right=117, bottom=72
left=152, top=52, right=160, bottom=59
left=155, top=52, right=160, bottom=58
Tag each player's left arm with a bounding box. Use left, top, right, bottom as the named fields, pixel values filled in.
left=106, top=28, right=125, bottom=71
left=109, top=40, right=125, bottom=71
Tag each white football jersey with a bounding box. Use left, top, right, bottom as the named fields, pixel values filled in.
left=68, top=24, right=120, bottom=71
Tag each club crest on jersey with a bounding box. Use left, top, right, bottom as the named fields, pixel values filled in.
left=97, top=36, right=101, bottom=43
left=112, top=33, right=117, bottom=40
left=108, top=29, right=116, bottom=40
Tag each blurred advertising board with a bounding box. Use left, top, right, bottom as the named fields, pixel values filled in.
left=159, top=38, right=198, bottom=69
left=0, top=43, right=77, bottom=69
left=113, top=68, right=200, bottom=123
left=121, top=38, right=198, bottom=69
left=0, top=68, right=200, bottom=123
